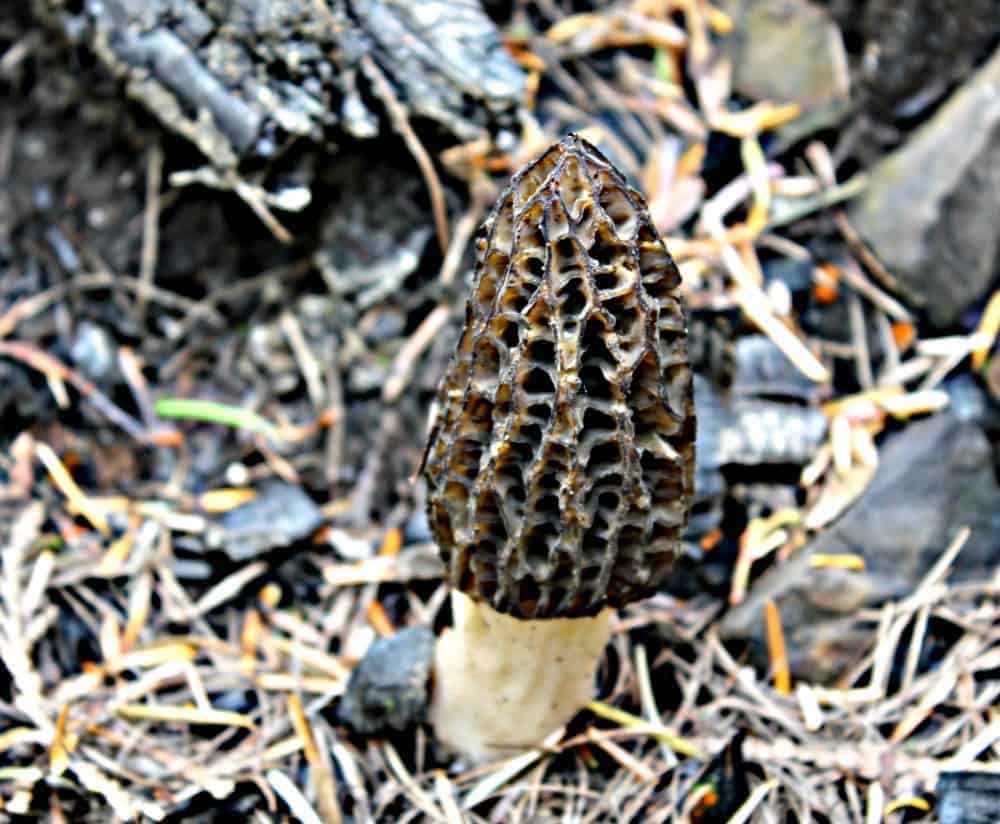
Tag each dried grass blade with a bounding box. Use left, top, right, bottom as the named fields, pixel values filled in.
left=461, top=729, right=559, bottom=810
left=116, top=704, right=254, bottom=728
left=288, top=693, right=343, bottom=824
left=865, top=781, right=884, bottom=824
left=359, top=55, right=448, bottom=254
left=877, top=389, right=949, bottom=418
left=34, top=442, right=109, bottom=535
left=971, top=289, right=1000, bottom=369
left=585, top=728, right=657, bottom=782
left=331, top=738, right=372, bottom=822
left=381, top=741, right=447, bottom=821
left=943, top=717, right=1000, bottom=770
left=21, top=549, right=54, bottom=620
left=122, top=570, right=152, bottom=651
left=704, top=211, right=828, bottom=382
left=267, top=769, right=324, bottom=824
left=795, top=683, right=823, bottom=732
left=724, top=778, right=778, bottom=824
left=635, top=644, right=676, bottom=766
left=190, top=561, right=267, bottom=618
left=890, top=668, right=958, bottom=745
left=48, top=704, right=71, bottom=777
left=254, top=673, right=346, bottom=694
left=434, top=770, right=465, bottom=824
left=585, top=701, right=700, bottom=758
left=69, top=758, right=163, bottom=821
left=267, top=635, right=350, bottom=681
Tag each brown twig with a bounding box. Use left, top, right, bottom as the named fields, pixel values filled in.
left=360, top=55, right=450, bottom=255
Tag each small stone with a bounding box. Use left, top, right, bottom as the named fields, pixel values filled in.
left=207, top=482, right=324, bottom=561
left=937, top=771, right=1000, bottom=824
left=944, top=374, right=1000, bottom=429
left=339, top=627, right=435, bottom=734
left=70, top=320, right=115, bottom=382
left=731, top=335, right=820, bottom=402
left=718, top=0, right=850, bottom=109
left=850, top=45, right=1000, bottom=328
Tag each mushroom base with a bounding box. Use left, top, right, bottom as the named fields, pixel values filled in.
left=430, top=590, right=613, bottom=763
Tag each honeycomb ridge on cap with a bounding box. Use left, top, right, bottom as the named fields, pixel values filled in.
left=423, top=133, right=695, bottom=620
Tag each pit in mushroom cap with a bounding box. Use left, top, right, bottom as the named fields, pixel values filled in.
left=423, top=133, right=696, bottom=621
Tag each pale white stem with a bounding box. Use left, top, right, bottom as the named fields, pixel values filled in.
left=430, top=589, right=613, bottom=764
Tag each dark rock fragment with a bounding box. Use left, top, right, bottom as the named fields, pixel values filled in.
left=731, top=335, right=822, bottom=402
left=339, top=627, right=434, bottom=734
left=206, top=482, right=324, bottom=561
left=717, top=0, right=850, bottom=110
left=937, top=771, right=1000, bottom=824
left=850, top=45, right=1000, bottom=328
left=720, top=413, right=1000, bottom=681
left=692, top=376, right=827, bottom=522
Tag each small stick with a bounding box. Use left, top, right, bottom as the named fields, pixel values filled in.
left=280, top=310, right=326, bottom=411
left=838, top=257, right=912, bottom=321
left=383, top=304, right=452, bottom=403
left=361, top=55, right=449, bottom=255
left=847, top=291, right=873, bottom=390
left=834, top=211, right=903, bottom=294
left=0, top=340, right=148, bottom=440
left=137, top=143, right=163, bottom=320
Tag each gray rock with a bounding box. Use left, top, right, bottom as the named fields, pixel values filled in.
left=70, top=320, right=115, bottom=382
left=731, top=335, right=820, bottom=402
left=850, top=45, right=1000, bottom=328
left=688, top=375, right=827, bottom=539
left=717, top=0, right=849, bottom=109
left=937, top=771, right=1000, bottom=824
left=696, top=376, right=828, bottom=470
left=720, top=413, right=1000, bottom=682
left=339, top=626, right=434, bottom=734
left=206, top=482, right=324, bottom=561
left=944, top=374, right=1000, bottom=430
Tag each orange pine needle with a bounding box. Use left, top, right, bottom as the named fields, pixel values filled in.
left=258, top=583, right=283, bottom=610
left=676, top=141, right=707, bottom=178
left=150, top=428, right=183, bottom=448
left=699, top=526, right=723, bottom=552
left=764, top=598, right=792, bottom=695
left=367, top=601, right=396, bottom=638
left=891, top=321, right=916, bottom=352
left=810, top=553, right=866, bottom=570
left=378, top=527, right=403, bottom=557
left=505, top=45, right=547, bottom=72
left=971, top=289, right=1000, bottom=369
left=198, top=487, right=257, bottom=513
left=241, top=608, right=263, bottom=671
left=813, top=263, right=841, bottom=305
left=49, top=704, right=71, bottom=777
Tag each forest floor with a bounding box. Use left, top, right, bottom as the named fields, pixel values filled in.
left=1, top=1, right=998, bottom=821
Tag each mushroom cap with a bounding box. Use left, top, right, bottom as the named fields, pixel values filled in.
left=423, top=134, right=695, bottom=619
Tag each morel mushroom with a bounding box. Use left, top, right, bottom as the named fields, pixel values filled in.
left=422, top=134, right=695, bottom=762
